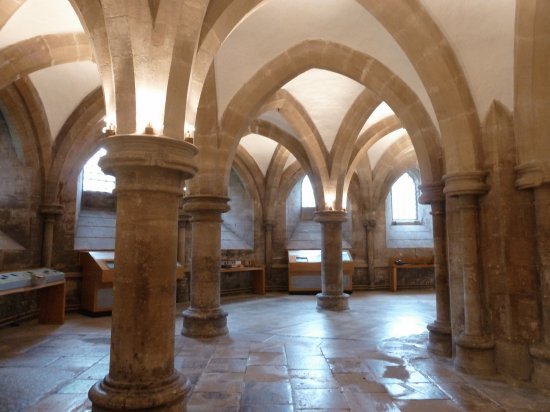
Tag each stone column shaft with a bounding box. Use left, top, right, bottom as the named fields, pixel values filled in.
left=444, top=172, right=494, bottom=375
left=431, top=201, right=451, bottom=325
left=363, top=217, right=376, bottom=288
left=460, top=196, right=483, bottom=335
left=420, top=183, right=452, bottom=357
left=181, top=195, right=229, bottom=337
left=177, top=212, right=190, bottom=266
left=264, top=221, right=273, bottom=279
left=454, top=194, right=495, bottom=374
left=39, top=204, right=63, bottom=267
left=534, top=186, right=550, bottom=345
left=88, top=135, right=197, bottom=412
left=427, top=200, right=452, bottom=356
left=314, top=210, right=349, bottom=311
left=530, top=184, right=550, bottom=386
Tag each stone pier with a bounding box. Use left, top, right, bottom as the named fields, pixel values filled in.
left=530, top=184, right=550, bottom=386
left=420, top=184, right=452, bottom=357
left=88, top=135, right=197, bottom=412
left=181, top=195, right=230, bottom=337
left=445, top=172, right=495, bottom=375
left=314, top=210, right=349, bottom=311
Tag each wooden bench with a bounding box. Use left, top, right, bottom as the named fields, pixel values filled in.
left=389, top=256, right=434, bottom=292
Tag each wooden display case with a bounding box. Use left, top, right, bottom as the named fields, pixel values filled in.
left=0, top=268, right=66, bottom=324
left=80, top=251, right=184, bottom=314
left=288, top=249, right=354, bottom=293
left=80, top=251, right=115, bottom=314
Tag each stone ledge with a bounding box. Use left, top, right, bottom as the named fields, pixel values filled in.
left=515, top=161, right=550, bottom=190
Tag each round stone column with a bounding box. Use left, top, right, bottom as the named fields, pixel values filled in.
left=420, top=184, right=452, bottom=357
left=88, top=135, right=197, bottom=412
left=181, top=195, right=230, bottom=337
left=454, top=194, right=495, bottom=374
left=362, top=215, right=376, bottom=289
left=39, top=203, right=64, bottom=267
left=314, top=210, right=349, bottom=311
left=177, top=210, right=191, bottom=266
left=264, top=220, right=274, bottom=279
left=445, top=172, right=495, bottom=375
left=530, top=184, right=550, bottom=386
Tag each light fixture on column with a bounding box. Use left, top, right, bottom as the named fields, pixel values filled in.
left=184, top=123, right=195, bottom=144
left=325, top=192, right=336, bottom=211
left=101, top=116, right=116, bottom=136
left=144, top=121, right=155, bottom=135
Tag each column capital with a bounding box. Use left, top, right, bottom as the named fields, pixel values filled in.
left=264, top=220, right=275, bottom=230
left=515, top=160, right=550, bottom=190
left=39, top=203, right=64, bottom=216
left=419, top=182, right=445, bottom=204
left=314, top=209, right=347, bottom=223
left=99, top=134, right=198, bottom=194
left=182, top=194, right=230, bottom=222
left=443, top=171, right=489, bottom=197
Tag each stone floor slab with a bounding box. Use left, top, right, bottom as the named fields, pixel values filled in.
left=1, top=292, right=549, bottom=411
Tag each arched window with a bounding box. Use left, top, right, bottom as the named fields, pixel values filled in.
left=82, top=148, right=115, bottom=193
left=391, top=173, right=418, bottom=222
left=301, top=175, right=316, bottom=207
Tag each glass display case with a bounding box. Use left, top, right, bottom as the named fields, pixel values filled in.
left=80, top=251, right=184, bottom=314
left=287, top=249, right=353, bottom=293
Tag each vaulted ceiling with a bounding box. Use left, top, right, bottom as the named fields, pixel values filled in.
left=0, top=0, right=516, bottom=185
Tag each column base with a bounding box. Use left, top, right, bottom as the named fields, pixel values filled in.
left=89, top=372, right=190, bottom=412
left=182, top=307, right=228, bottom=337
left=530, top=343, right=550, bottom=387
left=427, top=321, right=452, bottom=357
left=454, top=333, right=495, bottom=375
left=316, top=293, right=350, bottom=311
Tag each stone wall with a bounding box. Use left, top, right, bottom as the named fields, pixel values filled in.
left=223, top=170, right=254, bottom=249
left=0, top=112, right=43, bottom=324
left=0, top=112, right=40, bottom=270
left=479, top=103, right=540, bottom=380
left=285, top=180, right=302, bottom=242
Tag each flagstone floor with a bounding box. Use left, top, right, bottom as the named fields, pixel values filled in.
left=1, top=291, right=549, bottom=411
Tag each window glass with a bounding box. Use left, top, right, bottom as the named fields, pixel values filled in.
left=391, top=173, right=417, bottom=221
left=301, top=175, right=316, bottom=207
left=82, top=148, right=115, bottom=193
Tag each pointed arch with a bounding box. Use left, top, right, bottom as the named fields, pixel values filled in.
left=216, top=41, right=442, bottom=209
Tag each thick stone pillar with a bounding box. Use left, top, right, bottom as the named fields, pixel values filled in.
left=445, top=172, right=495, bottom=375
left=362, top=215, right=376, bottom=288
left=88, top=135, right=197, bottom=412
left=420, top=184, right=452, bottom=357
left=314, top=210, right=349, bottom=311
left=181, top=195, right=229, bottom=337
left=39, top=204, right=64, bottom=267
left=529, top=184, right=550, bottom=386
left=264, top=220, right=274, bottom=279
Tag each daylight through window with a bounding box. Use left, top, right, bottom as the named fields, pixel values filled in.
left=82, top=148, right=115, bottom=193
left=301, top=175, right=316, bottom=208
left=391, top=173, right=417, bottom=221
